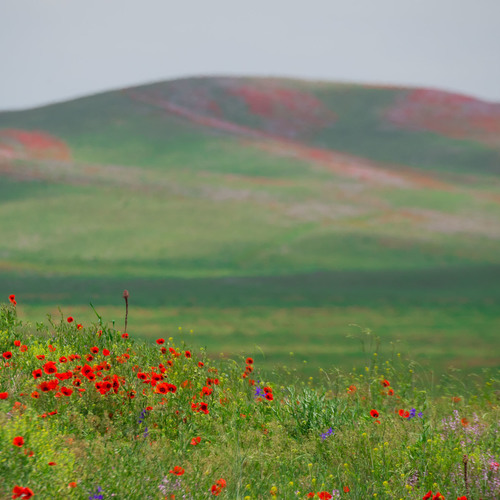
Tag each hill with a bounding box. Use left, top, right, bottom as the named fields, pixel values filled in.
left=0, top=76, right=499, bottom=374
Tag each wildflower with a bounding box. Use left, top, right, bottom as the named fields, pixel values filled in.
left=14, top=340, right=21, bottom=346
left=457, top=497, right=468, bottom=500
left=318, top=492, right=332, bottom=499
left=320, top=427, right=334, bottom=440
left=198, top=361, right=204, bottom=367
left=48, top=462, right=56, bottom=466
left=90, top=347, right=99, bottom=354
left=156, top=338, right=165, bottom=345
left=67, top=316, right=74, bottom=323
left=190, top=436, right=201, bottom=445
left=69, top=482, right=77, bottom=488
left=13, top=436, right=25, bottom=447
left=32, top=369, right=42, bottom=379
left=12, top=486, right=34, bottom=499
left=211, top=479, right=227, bottom=495
left=2, top=351, right=12, bottom=360
left=169, top=466, right=185, bottom=475
left=9, top=294, right=17, bottom=305
left=31, top=391, right=40, bottom=399
left=461, top=418, right=469, bottom=427
left=370, top=409, right=379, bottom=418
left=36, top=354, right=45, bottom=360
left=59, top=356, right=67, bottom=363
left=185, top=350, right=191, bottom=358
left=246, top=357, right=253, bottom=364
left=77, top=324, right=83, bottom=330
left=387, top=388, right=394, bottom=396
left=343, top=486, right=350, bottom=493
left=347, top=384, right=356, bottom=393
left=381, top=379, right=390, bottom=387
left=43, top=361, right=57, bottom=375
left=0, top=392, right=9, bottom=399
left=122, top=332, right=129, bottom=338
left=102, top=349, right=110, bottom=356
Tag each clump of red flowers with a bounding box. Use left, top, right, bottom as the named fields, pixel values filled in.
left=211, top=478, right=226, bottom=496
left=12, top=485, right=34, bottom=499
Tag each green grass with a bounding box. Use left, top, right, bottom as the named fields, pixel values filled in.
left=0, top=301, right=499, bottom=499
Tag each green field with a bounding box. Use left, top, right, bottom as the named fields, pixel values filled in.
left=0, top=76, right=499, bottom=376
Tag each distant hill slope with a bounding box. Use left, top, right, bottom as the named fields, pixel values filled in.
left=0, top=76, right=500, bottom=281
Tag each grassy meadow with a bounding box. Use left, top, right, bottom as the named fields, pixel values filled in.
left=0, top=300, right=498, bottom=499
left=0, top=76, right=500, bottom=377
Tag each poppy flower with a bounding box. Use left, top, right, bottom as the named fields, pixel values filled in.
left=388, top=388, right=394, bottom=396
left=381, top=379, right=390, bottom=387
left=90, top=347, right=99, bottom=354
left=48, top=462, right=56, bottom=466
left=102, top=349, right=110, bottom=356
left=318, top=493, right=333, bottom=500
left=156, top=338, right=165, bottom=345
left=0, top=391, right=8, bottom=399
left=43, top=362, right=57, bottom=375
left=2, top=351, right=12, bottom=360
left=423, top=492, right=433, bottom=500
left=9, top=294, right=16, bottom=305
left=59, top=356, right=67, bottom=363
left=61, top=387, right=73, bottom=396
left=68, top=482, right=77, bottom=488
left=14, top=340, right=21, bottom=347
left=246, top=357, right=253, bottom=364
left=67, top=316, right=74, bottom=323
left=461, top=418, right=469, bottom=427
left=36, top=354, right=45, bottom=360
left=343, top=486, right=350, bottom=493
left=121, top=333, right=129, bottom=338
left=185, top=350, right=191, bottom=358
left=32, top=369, right=42, bottom=379
left=265, top=393, right=274, bottom=401
left=190, top=436, right=201, bottom=445
left=370, top=409, right=379, bottom=418
left=457, top=497, right=468, bottom=500
left=169, top=466, right=185, bottom=475
left=13, top=436, right=25, bottom=447
left=12, top=486, right=34, bottom=499
left=31, top=391, right=40, bottom=399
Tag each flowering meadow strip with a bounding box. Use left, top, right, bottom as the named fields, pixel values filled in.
left=0, top=296, right=499, bottom=498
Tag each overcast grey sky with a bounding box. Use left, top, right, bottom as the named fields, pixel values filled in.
left=1, top=0, right=499, bottom=110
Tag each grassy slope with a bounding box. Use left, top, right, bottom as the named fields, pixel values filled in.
left=0, top=77, right=499, bottom=374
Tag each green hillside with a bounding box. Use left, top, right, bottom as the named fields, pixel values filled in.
left=0, top=76, right=499, bottom=374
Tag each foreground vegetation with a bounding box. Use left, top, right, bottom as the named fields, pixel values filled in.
left=1, top=296, right=499, bottom=499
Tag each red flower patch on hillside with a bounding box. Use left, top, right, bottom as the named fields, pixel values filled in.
left=0, top=129, right=71, bottom=161
left=226, top=81, right=336, bottom=138
left=384, top=89, right=500, bottom=146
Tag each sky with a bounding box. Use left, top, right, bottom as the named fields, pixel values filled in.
left=1, top=0, right=500, bottom=111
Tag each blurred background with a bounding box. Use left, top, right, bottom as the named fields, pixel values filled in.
left=1, top=0, right=499, bottom=376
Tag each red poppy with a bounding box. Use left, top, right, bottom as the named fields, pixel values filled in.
left=48, top=462, right=56, bottom=466
left=265, top=393, right=274, bottom=401
left=69, top=482, right=77, bottom=488
left=59, top=356, right=67, bottom=363
left=388, top=388, right=394, bottom=396
left=31, top=391, right=40, bottom=399
left=198, top=361, right=204, bottom=367
left=457, top=497, right=468, bottom=500
left=263, top=386, right=272, bottom=393
left=199, top=402, right=209, bottom=413
left=156, top=338, right=165, bottom=345
left=102, top=349, right=110, bottom=356
left=43, top=362, right=57, bottom=375
left=370, top=409, right=379, bottom=418
left=67, top=316, right=74, bottom=323
left=2, top=351, right=12, bottom=360
left=12, top=486, right=34, bottom=499
left=190, top=436, right=201, bottom=445
left=347, top=385, right=357, bottom=393
left=452, top=397, right=461, bottom=403
left=20, top=345, right=27, bottom=352
left=318, top=492, right=333, bottom=500
left=32, top=369, right=42, bottom=379
left=381, top=379, right=390, bottom=387
left=246, top=357, right=253, bottom=364
left=9, top=294, right=17, bottom=305
left=61, top=387, right=73, bottom=396
left=90, top=347, right=99, bottom=354
left=14, top=340, right=21, bottom=347
left=122, top=333, right=129, bottom=338
left=13, top=436, right=25, bottom=447
left=185, top=351, right=191, bottom=358
left=0, top=392, right=8, bottom=399
left=343, top=486, right=350, bottom=493
left=461, top=418, right=469, bottom=427
left=423, top=492, right=433, bottom=500
left=169, top=466, right=185, bottom=475
left=36, top=354, right=45, bottom=360
left=48, top=344, right=56, bottom=352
